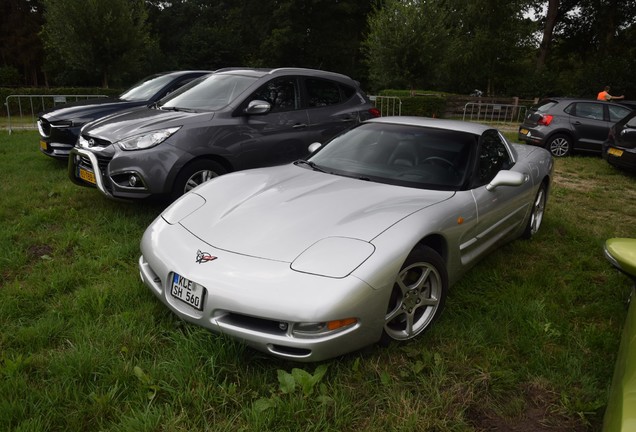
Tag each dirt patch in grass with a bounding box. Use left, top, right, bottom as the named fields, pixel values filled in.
left=467, top=382, right=588, bottom=431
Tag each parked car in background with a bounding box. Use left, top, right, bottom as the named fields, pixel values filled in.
left=518, top=98, right=633, bottom=157
left=138, top=116, right=553, bottom=361
left=604, top=110, right=636, bottom=173
left=603, top=238, right=636, bottom=432
left=68, top=67, right=380, bottom=200
left=38, top=70, right=211, bottom=159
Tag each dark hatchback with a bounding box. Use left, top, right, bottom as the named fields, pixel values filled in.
left=38, top=70, right=211, bottom=159
left=68, top=67, right=380, bottom=200
left=518, top=98, right=633, bottom=157
left=604, top=110, right=636, bottom=172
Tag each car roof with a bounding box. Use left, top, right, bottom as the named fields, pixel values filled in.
left=213, top=67, right=355, bottom=82
left=366, top=116, right=494, bottom=135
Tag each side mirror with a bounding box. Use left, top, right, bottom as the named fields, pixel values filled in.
left=486, top=170, right=528, bottom=191
left=244, top=100, right=271, bottom=115
left=308, top=142, right=322, bottom=154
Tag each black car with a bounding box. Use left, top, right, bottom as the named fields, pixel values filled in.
left=518, top=98, right=633, bottom=157
left=38, top=70, right=211, bottom=159
left=68, top=67, right=381, bottom=200
left=604, top=110, right=636, bottom=172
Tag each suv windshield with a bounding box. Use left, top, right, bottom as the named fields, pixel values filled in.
left=160, top=73, right=257, bottom=111
left=120, top=74, right=175, bottom=101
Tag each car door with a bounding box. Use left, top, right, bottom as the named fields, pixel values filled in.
left=304, top=77, right=361, bottom=144
left=461, top=131, right=531, bottom=264
left=236, top=76, right=313, bottom=168
left=568, top=102, right=611, bottom=152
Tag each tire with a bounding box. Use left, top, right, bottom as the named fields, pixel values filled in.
left=382, top=246, right=448, bottom=343
left=522, top=184, right=546, bottom=239
left=172, top=160, right=226, bottom=200
left=546, top=134, right=572, bottom=157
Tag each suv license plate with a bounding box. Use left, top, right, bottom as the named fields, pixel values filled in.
left=78, top=167, right=96, bottom=184
left=608, top=148, right=623, bottom=157
left=171, top=273, right=205, bottom=311
left=519, top=128, right=529, bottom=135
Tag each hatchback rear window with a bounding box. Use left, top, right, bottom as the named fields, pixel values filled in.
left=531, top=100, right=558, bottom=113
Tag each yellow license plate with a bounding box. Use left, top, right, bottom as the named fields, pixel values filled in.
left=608, top=148, right=624, bottom=157
left=520, top=128, right=529, bottom=135
left=78, top=167, right=96, bottom=184
left=39, top=140, right=47, bottom=151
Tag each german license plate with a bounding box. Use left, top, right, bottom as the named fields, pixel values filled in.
left=39, top=140, right=47, bottom=151
left=519, top=128, right=529, bottom=135
left=78, top=167, right=96, bottom=184
left=171, top=273, right=205, bottom=311
left=608, top=148, right=624, bottom=157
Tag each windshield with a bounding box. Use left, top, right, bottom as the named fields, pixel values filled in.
left=308, top=123, right=476, bottom=190
left=160, top=73, right=258, bottom=111
left=119, top=74, right=176, bottom=101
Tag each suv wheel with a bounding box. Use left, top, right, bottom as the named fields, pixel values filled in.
left=546, top=134, right=572, bottom=157
left=172, top=160, right=226, bottom=199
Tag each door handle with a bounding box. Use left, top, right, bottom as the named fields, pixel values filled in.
left=293, top=123, right=307, bottom=129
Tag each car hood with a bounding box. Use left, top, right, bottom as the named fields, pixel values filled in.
left=83, top=107, right=210, bottom=141
left=40, top=98, right=146, bottom=122
left=176, top=164, right=454, bottom=262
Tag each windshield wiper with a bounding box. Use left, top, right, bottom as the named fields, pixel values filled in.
left=294, top=159, right=328, bottom=173
left=159, top=106, right=196, bottom=113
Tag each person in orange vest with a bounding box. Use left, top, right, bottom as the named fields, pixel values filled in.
left=597, top=86, right=624, bottom=101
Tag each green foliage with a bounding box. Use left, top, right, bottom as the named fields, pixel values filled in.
left=0, top=67, right=21, bottom=86
left=41, top=0, right=156, bottom=87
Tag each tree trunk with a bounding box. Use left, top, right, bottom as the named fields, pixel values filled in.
left=536, top=0, right=559, bottom=71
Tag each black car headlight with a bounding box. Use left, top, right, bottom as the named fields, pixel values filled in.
left=118, top=127, right=181, bottom=151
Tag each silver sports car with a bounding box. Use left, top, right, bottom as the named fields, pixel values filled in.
left=139, top=117, right=554, bottom=362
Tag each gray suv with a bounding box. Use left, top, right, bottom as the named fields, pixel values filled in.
left=518, top=98, right=632, bottom=157
left=68, top=68, right=380, bottom=200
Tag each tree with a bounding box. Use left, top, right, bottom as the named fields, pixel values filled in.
left=363, top=0, right=450, bottom=91
left=41, top=0, right=155, bottom=87
left=0, top=0, right=44, bottom=85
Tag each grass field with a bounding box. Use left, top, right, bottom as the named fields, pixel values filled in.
left=1, top=130, right=635, bottom=431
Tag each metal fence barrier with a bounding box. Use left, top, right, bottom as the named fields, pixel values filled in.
left=4, top=94, right=107, bottom=134
left=370, top=95, right=402, bottom=116
left=462, top=102, right=527, bottom=125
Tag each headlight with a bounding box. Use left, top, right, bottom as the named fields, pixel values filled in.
left=291, top=237, right=374, bottom=278
left=118, top=127, right=181, bottom=151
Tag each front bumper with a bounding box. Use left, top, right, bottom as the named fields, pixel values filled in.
left=68, top=147, right=155, bottom=200
left=606, top=146, right=636, bottom=172
left=138, top=218, right=386, bottom=362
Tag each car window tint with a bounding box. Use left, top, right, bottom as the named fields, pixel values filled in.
left=162, top=73, right=257, bottom=111
left=250, top=77, right=300, bottom=112
left=533, top=100, right=558, bottom=113
left=609, top=105, right=631, bottom=122
left=306, top=78, right=342, bottom=107
left=475, top=130, right=512, bottom=186
left=574, top=102, right=604, bottom=120
left=120, top=74, right=177, bottom=101
left=309, top=123, right=475, bottom=190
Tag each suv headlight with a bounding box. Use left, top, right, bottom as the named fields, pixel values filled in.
left=118, top=127, right=181, bottom=151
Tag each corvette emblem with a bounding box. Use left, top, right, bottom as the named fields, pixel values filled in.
left=196, top=250, right=217, bottom=264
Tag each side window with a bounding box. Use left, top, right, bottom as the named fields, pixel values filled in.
left=609, top=105, right=631, bottom=122
left=306, top=78, right=342, bottom=107
left=627, top=115, right=636, bottom=128
left=573, top=102, right=604, bottom=120
left=476, top=131, right=512, bottom=186
left=250, top=77, right=300, bottom=112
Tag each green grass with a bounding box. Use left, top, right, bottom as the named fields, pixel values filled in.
left=1, top=131, right=635, bottom=431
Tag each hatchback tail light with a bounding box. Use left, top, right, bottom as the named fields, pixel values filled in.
left=369, top=107, right=381, bottom=118
left=537, top=114, right=553, bottom=126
